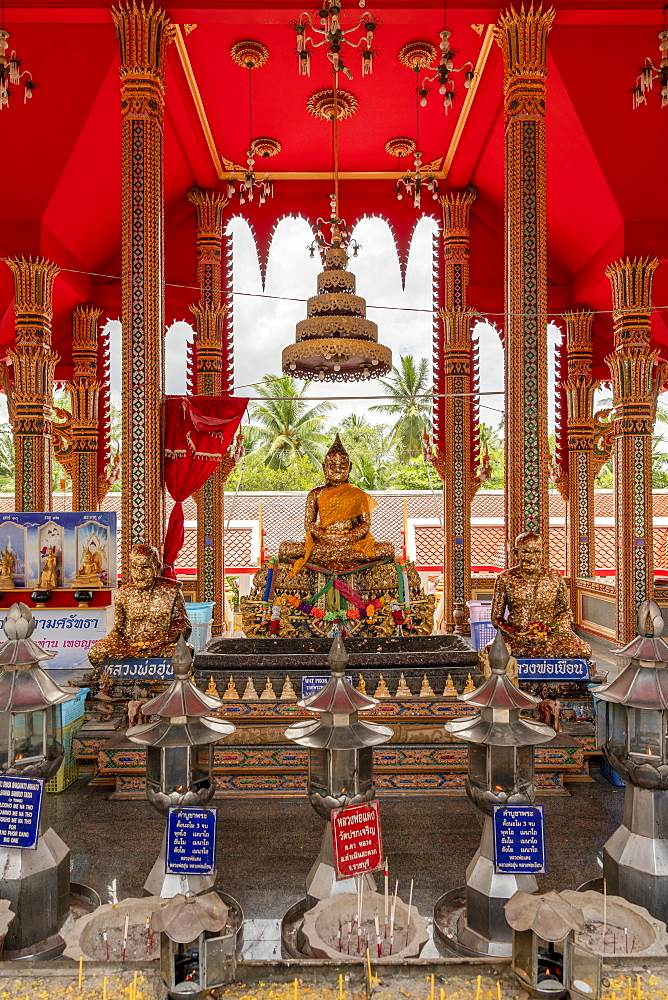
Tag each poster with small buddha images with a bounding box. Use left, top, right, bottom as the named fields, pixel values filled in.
left=0, top=511, right=117, bottom=590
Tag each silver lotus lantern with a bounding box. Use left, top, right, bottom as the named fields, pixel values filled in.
left=0, top=602, right=80, bottom=957
left=444, top=631, right=554, bottom=956
left=127, top=636, right=234, bottom=898
left=151, top=890, right=236, bottom=999
left=284, top=636, right=392, bottom=902
left=593, top=599, right=668, bottom=922
left=505, top=891, right=601, bottom=1000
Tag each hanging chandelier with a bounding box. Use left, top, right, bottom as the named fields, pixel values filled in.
left=0, top=16, right=35, bottom=110
left=227, top=41, right=277, bottom=205
left=282, top=26, right=392, bottom=383
left=632, top=3, right=668, bottom=109
left=388, top=46, right=441, bottom=209
left=291, top=0, right=379, bottom=79
left=402, top=0, right=474, bottom=115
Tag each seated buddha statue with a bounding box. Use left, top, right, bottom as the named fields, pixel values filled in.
left=490, top=531, right=591, bottom=659
left=279, top=435, right=394, bottom=575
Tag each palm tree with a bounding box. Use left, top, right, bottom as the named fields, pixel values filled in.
left=246, top=375, right=334, bottom=470
left=369, top=354, right=432, bottom=464
left=0, top=425, right=13, bottom=490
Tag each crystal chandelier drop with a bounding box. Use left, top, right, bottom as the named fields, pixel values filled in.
left=227, top=41, right=277, bottom=205
left=0, top=15, right=35, bottom=110
left=292, top=1, right=379, bottom=79
left=632, top=4, right=668, bottom=109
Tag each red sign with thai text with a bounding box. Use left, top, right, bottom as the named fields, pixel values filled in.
left=331, top=801, right=384, bottom=880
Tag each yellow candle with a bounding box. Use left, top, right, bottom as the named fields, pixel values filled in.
left=366, top=947, right=373, bottom=985
left=476, top=974, right=482, bottom=1000
left=294, top=977, right=299, bottom=1000
left=339, top=973, right=344, bottom=1000
left=636, top=975, right=642, bottom=1000
left=628, top=977, right=633, bottom=1000
left=78, top=955, right=83, bottom=989
left=430, top=974, right=435, bottom=1000
left=441, top=990, right=446, bottom=1000
left=132, top=970, right=138, bottom=1000
left=102, top=977, right=107, bottom=1000
left=497, top=981, right=502, bottom=1000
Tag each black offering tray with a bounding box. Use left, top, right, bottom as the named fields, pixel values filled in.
left=194, top=634, right=481, bottom=694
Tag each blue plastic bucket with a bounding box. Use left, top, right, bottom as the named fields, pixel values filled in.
left=187, top=601, right=215, bottom=625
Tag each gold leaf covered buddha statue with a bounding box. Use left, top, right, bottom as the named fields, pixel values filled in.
left=490, top=531, right=591, bottom=659
left=278, top=434, right=394, bottom=575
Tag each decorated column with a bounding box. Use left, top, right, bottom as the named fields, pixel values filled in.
left=437, top=188, right=476, bottom=630
left=67, top=305, right=102, bottom=511
left=495, top=4, right=555, bottom=561
left=606, top=257, right=665, bottom=644
left=112, top=1, right=174, bottom=569
left=562, top=310, right=599, bottom=582
left=188, top=188, right=233, bottom=630
left=5, top=257, right=59, bottom=512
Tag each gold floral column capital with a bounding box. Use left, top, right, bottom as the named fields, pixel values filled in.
left=495, top=4, right=555, bottom=122
left=5, top=257, right=60, bottom=512
left=605, top=256, right=663, bottom=642
left=114, top=0, right=173, bottom=568
left=496, top=3, right=554, bottom=561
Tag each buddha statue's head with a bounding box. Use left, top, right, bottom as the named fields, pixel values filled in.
left=129, top=544, right=161, bottom=589
left=323, top=434, right=352, bottom=486
left=515, top=531, right=543, bottom=575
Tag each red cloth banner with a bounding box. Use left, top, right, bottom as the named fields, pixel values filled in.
left=163, top=395, right=248, bottom=576
left=331, top=801, right=384, bottom=880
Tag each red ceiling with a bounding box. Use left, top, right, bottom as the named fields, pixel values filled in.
left=0, top=1, right=667, bottom=368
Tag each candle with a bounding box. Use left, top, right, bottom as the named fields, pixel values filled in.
left=366, top=947, right=373, bottom=987
left=625, top=927, right=628, bottom=952
left=375, top=914, right=381, bottom=958
left=430, top=974, right=435, bottom=1000
left=122, top=912, right=129, bottom=961
left=132, top=970, right=138, bottom=1000
left=603, top=878, right=607, bottom=938
left=103, top=929, right=109, bottom=961
left=627, top=977, right=633, bottom=1000
left=441, top=991, right=446, bottom=1000
left=78, top=955, right=83, bottom=989
left=294, top=977, right=299, bottom=1000
left=103, top=977, right=107, bottom=1000
left=384, top=859, right=389, bottom=938
left=476, top=974, right=482, bottom=1000
left=497, top=981, right=502, bottom=1000
left=405, top=878, right=414, bottom=947
left=636, top=974, right=642, bottom=1000
left=338, top=920, right=342, bottom=953
left=339, top=973, right=344, bottom=1000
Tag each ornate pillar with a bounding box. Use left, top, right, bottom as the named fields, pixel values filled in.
left=561, top=310, right=615, bottom=589
left=112, top=2, right=174, bottom=569
left=437, top=188, right=476, bottom=631
left=5, top=257, right=59, bottom=512
left=67, top=306, right=102, bottom=511
left=606, top=257, right=665, bottom=644
left=188, top=188, right=232, bottom=630
left=496, top=4, right=555, bottom=560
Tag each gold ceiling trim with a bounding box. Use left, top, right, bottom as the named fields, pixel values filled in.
left=398, top=40, right=437, bottom=71
left=439, top=23, right=495, bottom=181
left=173, top=23, right=494, bottom=187
left=173, top=24, right=225, bottom=181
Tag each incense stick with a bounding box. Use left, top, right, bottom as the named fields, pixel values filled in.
left=121, top=913, right=129, bottom=962
left=405, top=878, right=414, bottom=947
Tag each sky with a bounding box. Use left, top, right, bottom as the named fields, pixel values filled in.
left=101, top=212, right=568, bottom=434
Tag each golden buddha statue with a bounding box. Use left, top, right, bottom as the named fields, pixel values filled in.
left=0, top=544, right=16, bottom=590
left=490, top=531, right=591, bottom=659
left=73, top=534, right=104, bottom=588
left=278, top=435, right=394, bottom=575
left=88, top=544, right=192, bottom=669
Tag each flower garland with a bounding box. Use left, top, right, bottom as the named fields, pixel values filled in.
left=284, top=594, right=377, bottom=621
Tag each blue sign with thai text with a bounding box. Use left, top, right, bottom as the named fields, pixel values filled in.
left=517, top=658, right=590, bottom=681
left=0, top=775, right=44, bottom=850
left=166, top=807, right=217, bottom=876
left=301, top=675, right=354, bottom=698
left=104, top=658, right=173, bottom=680
left=493, top=804, right=546, bottom=874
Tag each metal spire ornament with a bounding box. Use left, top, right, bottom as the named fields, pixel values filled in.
left=282, top=39, right=391, bottom=382
left=632, top=3, right=668, bottom=109
left=227, top=41, right=276, bottom=205
left=0, top=0, right=35, bottom=110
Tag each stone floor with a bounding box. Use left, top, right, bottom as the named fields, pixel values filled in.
left=50, top=768, right=621, bottom=927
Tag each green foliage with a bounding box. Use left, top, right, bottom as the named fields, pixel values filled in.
left=391, top=457, right=442, bottom=490
left=369, top=355, right=432, bottom=464
left=226, top=451, right=323, bottom=492
left=246, top=375, right=333, bottom=469
left=477, top=421, right=505, bottom=489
